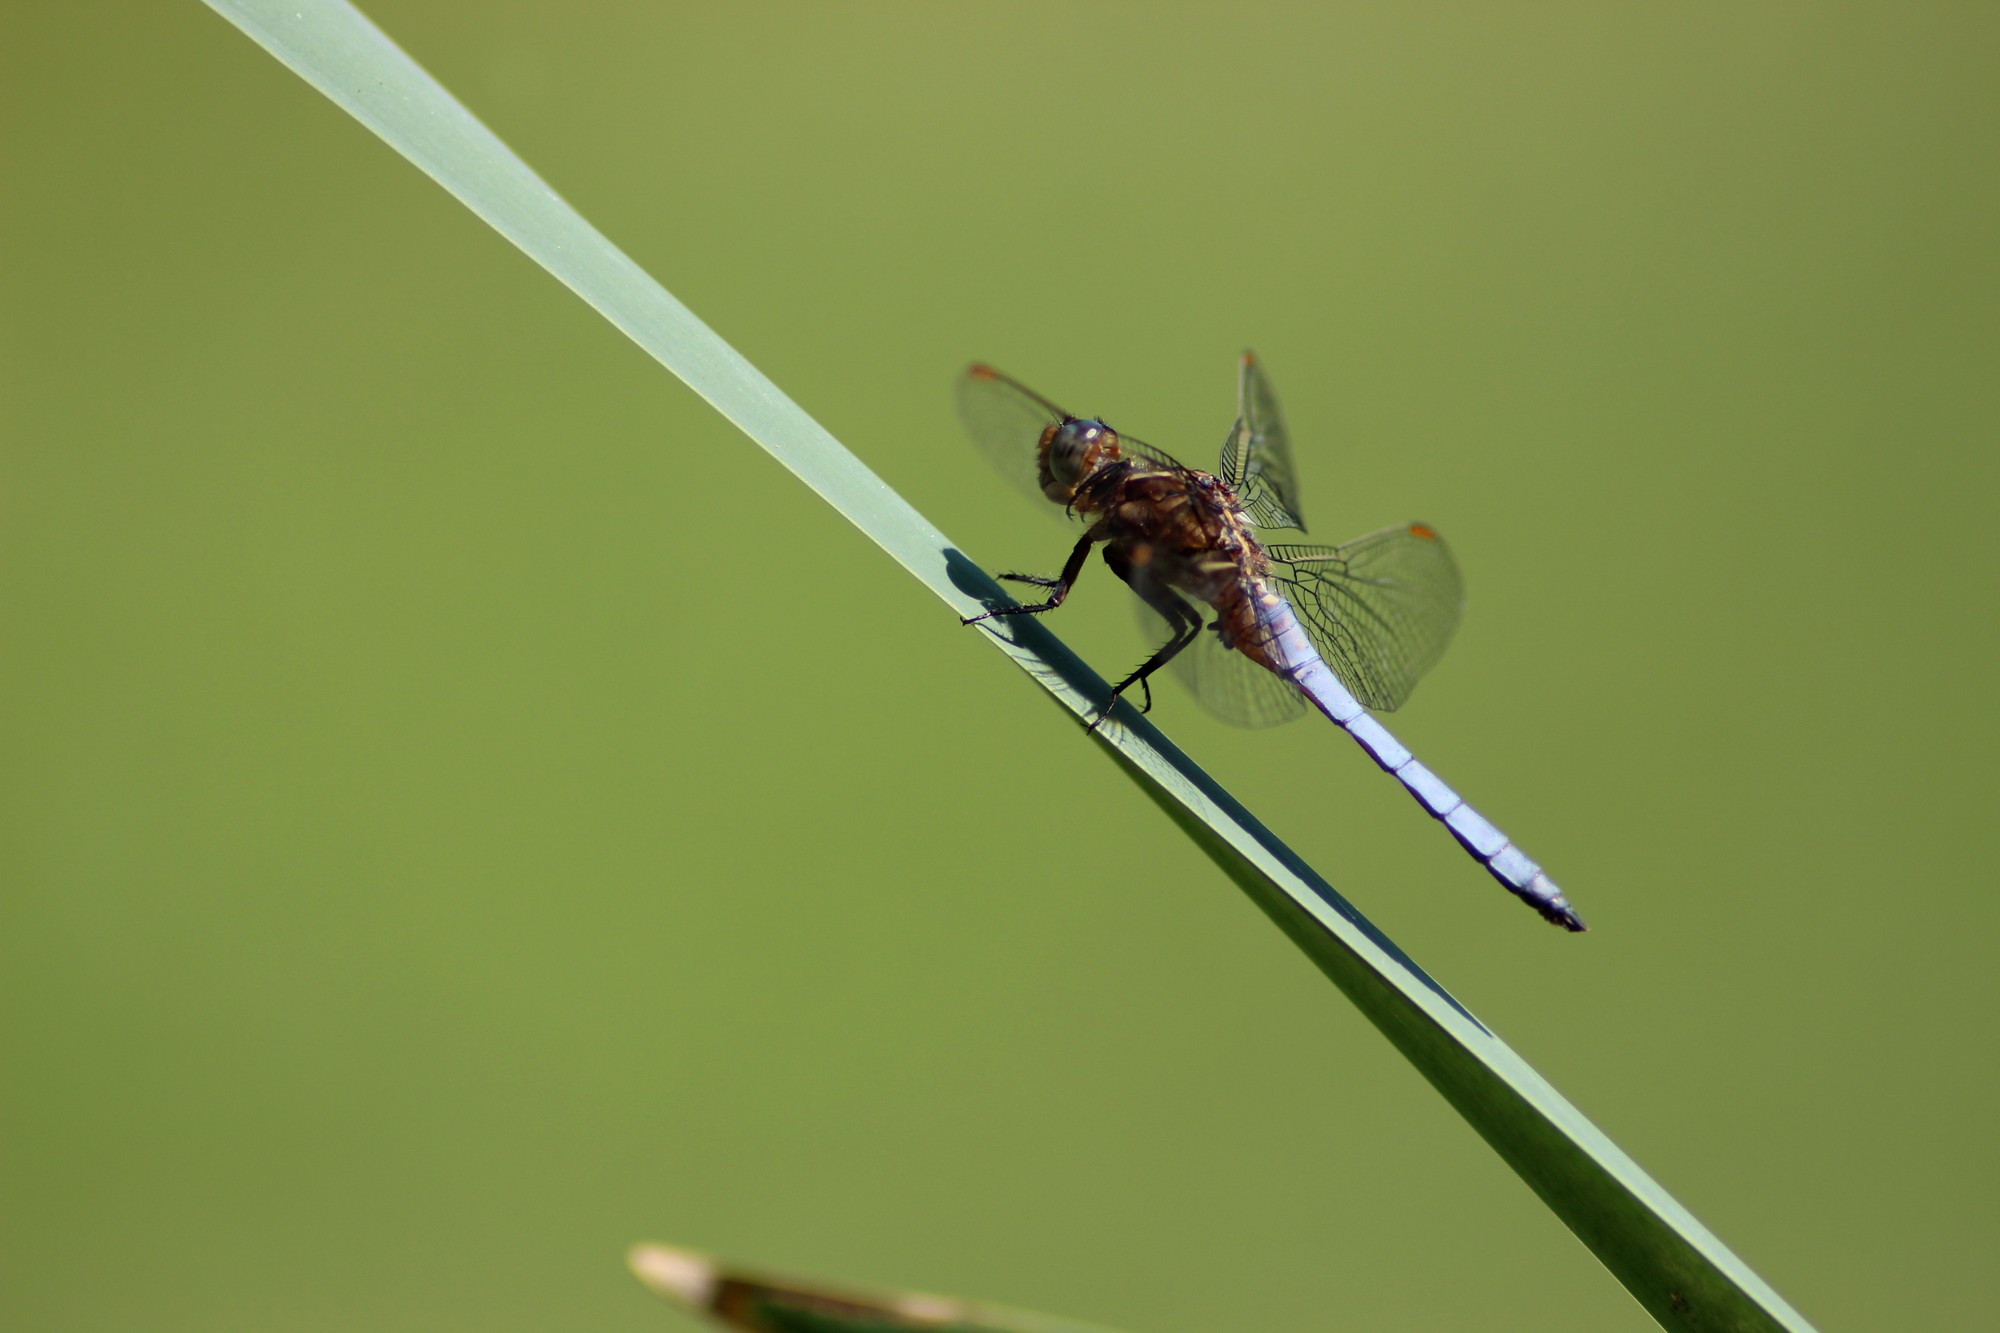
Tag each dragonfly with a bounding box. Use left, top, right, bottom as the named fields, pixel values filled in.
left=957, top=352, right=1584, bottom=931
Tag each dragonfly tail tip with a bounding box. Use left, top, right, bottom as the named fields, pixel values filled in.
left=1521, top=872, right=1587, bottom=932
left=1544, top=900, right=1588, bottom=932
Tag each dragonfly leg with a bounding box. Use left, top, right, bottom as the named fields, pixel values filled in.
left=961, top=530, right=1099, bottom=627
left=1091, top=548, right=1204, bottom=732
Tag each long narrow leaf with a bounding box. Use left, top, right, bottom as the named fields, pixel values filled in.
left=629, top=1243, right=1125, bottom=1333
left=202, top=4, right=1816, bottom=1330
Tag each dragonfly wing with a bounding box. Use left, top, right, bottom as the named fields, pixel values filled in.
left=1110, top=430, right=1205, bottom=476
left=1217, top=350, right=1306, bottom=532
left=1265, top=523, right=1466, bottom=712
left=1132, top=588, right=1309, bottom=728
left=958, top=363, right=1206, bottom=507
left=957, top=363, right=1071, bottom=509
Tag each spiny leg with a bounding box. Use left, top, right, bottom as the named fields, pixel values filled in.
left=1093, top=546, right=1204, bottom=732
left=961, top=529, right=1100, bottom=627
left=1100, top=603, right=1201, bottom=728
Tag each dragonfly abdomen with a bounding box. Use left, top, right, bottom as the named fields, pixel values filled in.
left=1342, top=705, right=1583, bottom=930
left=1254, top=586, right=1586, bottom=931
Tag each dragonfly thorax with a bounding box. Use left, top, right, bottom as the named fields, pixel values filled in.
left=1038, top=418, right=1119, bottom=502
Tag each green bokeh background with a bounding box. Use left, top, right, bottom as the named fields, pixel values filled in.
left=4, top=4, right=1995, bottom=1330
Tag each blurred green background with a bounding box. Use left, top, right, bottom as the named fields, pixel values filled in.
left=4, top=3, right=1995, bottom=1329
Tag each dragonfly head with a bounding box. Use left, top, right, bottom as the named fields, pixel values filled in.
left=1039, top=417, right=1119, bottom=503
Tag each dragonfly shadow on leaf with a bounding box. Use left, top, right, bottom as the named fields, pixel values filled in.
left=945, top=547, right=1138, bottom=720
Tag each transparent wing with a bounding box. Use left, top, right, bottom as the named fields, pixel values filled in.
left=1265, top=522, right=1466, bottom=712
left=1171, top=615, right=1311, bottom=727
left=956, top=363, right=1071, bottom=508
left=1217, top=350, right=1306, bottom=532
left=1130, top=582, right=1309, bottom=729
left=957, top=362, right=1204, bottom=509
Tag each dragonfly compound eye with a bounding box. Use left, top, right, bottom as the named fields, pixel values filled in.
left=1046, top=418, right=1113, bottom=489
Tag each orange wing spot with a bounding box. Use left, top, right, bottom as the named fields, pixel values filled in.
left=1408, top=523, right=1438, bottom=541
left=967, top=364, right=999, bottom=381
